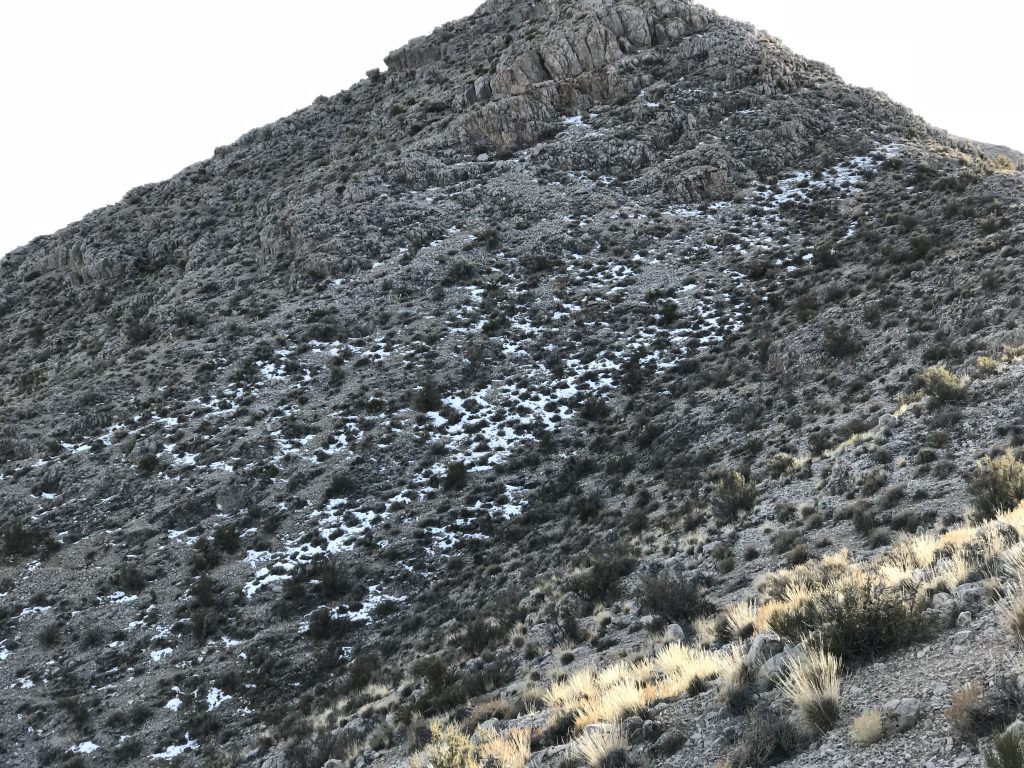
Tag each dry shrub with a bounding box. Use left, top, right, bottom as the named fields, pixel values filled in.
left=719, top=703, right=803, bottom=768
left=947, top=679, right=1023, bottom=742
left=986, top=729, right=1024, bottom=768
left=764, top=572, right=923, bottom=663
left=411, top=722, right=531, bottom=768
left=919, top=365, right=970, bottom=406
left=970, top=454, right=1024, bottom=521
left=998, top=590, right=1024, bottom=646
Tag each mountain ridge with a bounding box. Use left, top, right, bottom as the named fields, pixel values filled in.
left=1, top=2, right=1022, bottom=767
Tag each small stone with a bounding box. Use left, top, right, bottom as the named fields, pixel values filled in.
left=956, top=611, right=973, bottom=627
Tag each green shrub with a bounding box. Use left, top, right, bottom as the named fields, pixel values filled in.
left=970, top=451, right=1024, bottom=520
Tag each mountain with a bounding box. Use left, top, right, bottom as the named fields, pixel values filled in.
left=1, top=1, right=1023, bottom=766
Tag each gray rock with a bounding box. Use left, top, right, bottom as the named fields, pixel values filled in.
left=622, top=715, right=644, bottom=740
left=664, top=623, right=686, bottom=642
left=955, top=583, right=987, bottom=614
left=884, top=697, right=924, bottom=732
left=759, top=644, right=806, bottom=683
left=745, top=630, right=784, bottom=667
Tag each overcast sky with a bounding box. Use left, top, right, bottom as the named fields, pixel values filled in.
left=1, top=1, right=1021, bottom=257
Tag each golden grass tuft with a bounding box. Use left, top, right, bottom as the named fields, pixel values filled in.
left=412, top=722, right=532, bottom=768
left=575, top=680, right=647, bottom=730
left=693, top=615, right=719, bottom=647
left=411, top=721, right=475, bottom=768
left=652, top=643, right=728, bottom=699
left=545, top=667, right=597, bottom=711
left=779, top=646, right=841, bottom=735
left=477, top=726, right=532, bottom=768
left=724, top=600, right=758, bottom=640
left=572, top=725, right=628, bottom=768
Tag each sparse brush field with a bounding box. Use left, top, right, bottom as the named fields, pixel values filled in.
left=0, top=0, right=1023, bottom=766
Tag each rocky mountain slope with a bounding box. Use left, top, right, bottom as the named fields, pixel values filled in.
left=1, top=1, right=1023, bottom=766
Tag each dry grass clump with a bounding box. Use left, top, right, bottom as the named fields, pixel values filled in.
left=573, top=724, right=629, bottom=767
left=756, top=550, right=852, bottom=601
left=575, top=680, right=647, bottom=730
left=653, top=644, right=728, bottom=698
left=411, top=722, right=476, bottom=768
left=545, top=662, right=651, bottom=730
left=767, top=452, right=805, bottom=479
left=778, top=646, right=841, bottom=735
left=693, top=615, right=720, bottom=648
left=477, top=727, right=532, bottom=768
left=411, top=722, right=531, bottom=768
left=716, top=703, right=803, bottom=768
left=946, top=682, right=987, bottom=740
left=725, top=600, right=758, bottom=641
left=850, top=708, right=885, bottom=745
left=719, top=646, right=759, bottom=714
left=755, top=502, right=1024, bottom=663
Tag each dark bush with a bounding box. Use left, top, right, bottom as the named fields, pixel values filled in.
left=969, top=452, right=1024, bottom=520
left=637, top=571, right=714, bottom=626
left=769, top=576, right=924, bottom=663
left=712, top=470, right=757, bottom=521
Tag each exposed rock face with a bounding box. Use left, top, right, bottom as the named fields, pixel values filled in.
left=0, top=1, right=1023, bottom=767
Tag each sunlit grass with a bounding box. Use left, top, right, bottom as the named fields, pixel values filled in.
left=779, top=646, right=841, bottom=735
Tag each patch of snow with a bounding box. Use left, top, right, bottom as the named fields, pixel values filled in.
left=150, top=734, right=198, bottom=761
left=206, top=687, right=232, bottom=710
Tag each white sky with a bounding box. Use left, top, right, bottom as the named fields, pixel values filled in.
left=1, top=1, right=1021, bottom=257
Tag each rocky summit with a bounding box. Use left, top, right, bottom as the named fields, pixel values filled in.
left=2, top=1, right=1023, bottom=766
